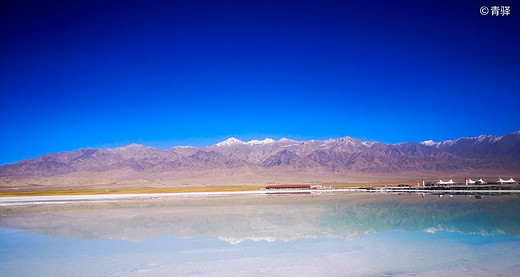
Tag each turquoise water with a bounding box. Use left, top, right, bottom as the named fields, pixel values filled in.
left=1, top=193, right=519, bottom=276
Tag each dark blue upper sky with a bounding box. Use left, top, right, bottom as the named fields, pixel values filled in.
left=1, top=0, right=519, bottom=164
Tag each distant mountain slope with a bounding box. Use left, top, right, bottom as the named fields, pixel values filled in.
left=420, top=131, right=520, bottom=160
left=1, top=131, right=519, bottom=180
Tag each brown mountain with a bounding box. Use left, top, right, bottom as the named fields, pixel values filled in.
left=1, top=132, right=519, bottom=189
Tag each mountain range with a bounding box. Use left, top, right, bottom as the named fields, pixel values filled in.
left=1, top=131, right=519, bottom=189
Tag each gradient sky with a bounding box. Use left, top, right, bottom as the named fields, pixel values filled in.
left=1, top=0, right=519, bottom=164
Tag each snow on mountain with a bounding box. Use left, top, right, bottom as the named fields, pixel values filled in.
left=319, top=139, right=337, bottom=148
left=1, top=131, right=519, bottom=179
left=277, top=138, right=298, bottom=147
left=416, top=132, right=520, bottom=160
left=420, top=134, right=503, bottom=149
left=246, top=138, right=275, bottom=145
left=114, top=143, right=147, bottom=150
left=362, top=141, right=377, bottom=147
left=419, top=140, right=437, bottom=147
left=419, top=139, right=458, bottom=149
left=215, top=137, right=294, bottom=147
left=214, top=137, right=245, bottom=147
left=474, top=134, right=501, bottom=144
left=171, top=145, right=196, bottom=149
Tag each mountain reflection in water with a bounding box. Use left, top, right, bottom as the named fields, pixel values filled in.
left=1, top=193, right=519, bottom=243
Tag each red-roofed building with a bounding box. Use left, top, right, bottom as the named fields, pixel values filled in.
left=265, top=184, right=311, bottom=190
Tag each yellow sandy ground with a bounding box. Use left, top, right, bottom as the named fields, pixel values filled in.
left=0, top=186, right=266, bottom=197
left=0, top=183, right=414, bottom=197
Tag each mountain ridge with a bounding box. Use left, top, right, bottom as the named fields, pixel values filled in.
left=1, top=131, right=519, bottom=188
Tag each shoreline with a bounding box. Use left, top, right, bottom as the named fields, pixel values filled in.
left=1, top=183, right=519, bottom=197
left=0, top=189, right=359, bottom=206
left=2, top=187, right=520, bottom=206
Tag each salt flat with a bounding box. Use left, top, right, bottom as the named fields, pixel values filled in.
left=1, top=192, right=519, bottom=276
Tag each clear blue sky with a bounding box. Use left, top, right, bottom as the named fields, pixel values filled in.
left=1, top=0, right=519, bottom=164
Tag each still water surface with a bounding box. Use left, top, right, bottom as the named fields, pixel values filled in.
left=1, top=192, right=519, bottom=276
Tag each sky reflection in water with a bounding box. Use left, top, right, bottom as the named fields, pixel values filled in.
left=1, top=193, right=519, bottom=276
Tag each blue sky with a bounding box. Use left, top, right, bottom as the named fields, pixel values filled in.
left=1, top=0, right=519, bottom=164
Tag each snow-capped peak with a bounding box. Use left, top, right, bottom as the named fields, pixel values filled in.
left=420, top=133, right=508, bottom=148
left=420, top=140, right=437, bottom=147
left=475, top=134, right=501, bottom=144
left=319, top=139, right=337, bottom=148
left=247, top=138, right=275, bottom=145
left=362, top=141, right=377, bottom=147
left=215, top=137, right=245, bottom=147
left=278, top=138, right=294, bottom=142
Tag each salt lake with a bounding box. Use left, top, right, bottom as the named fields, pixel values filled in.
left=1, top=192, right=519, bottom=276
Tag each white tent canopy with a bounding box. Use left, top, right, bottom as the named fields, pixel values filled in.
left=438, top=179, right=455, bottom=185
left=498, top=178, right=515, bottom=184
left=467, top=178, right=486, bottom=185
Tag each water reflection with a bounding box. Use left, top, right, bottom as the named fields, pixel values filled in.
left=1, top=193, right=519, bottom=243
